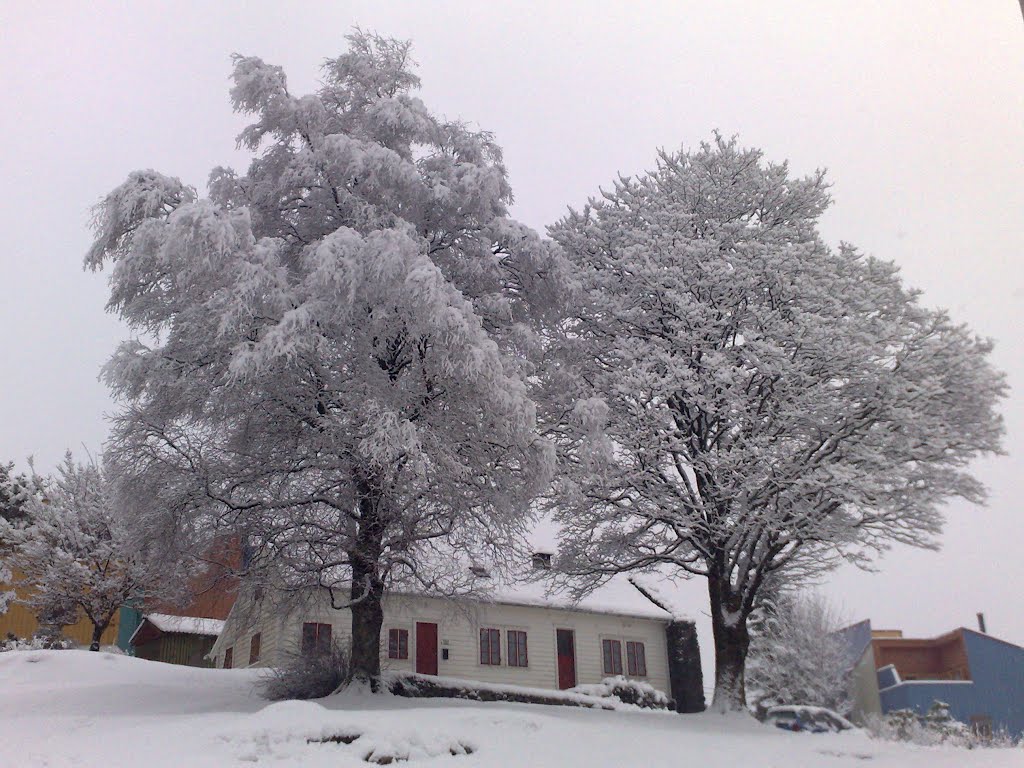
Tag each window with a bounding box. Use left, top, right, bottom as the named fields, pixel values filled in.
left=249, top=633, right=261, bottom=665
left=388, top=628, right=409, bottom=660
left=480, top=628, right=501, bottom=665
left=531, top=552, right=552, bottom=571
left=224, top=646, right=233, bottom=669
left=507, top=630, right=528, bottom=667
left=301, top=622, right=332, bottom=656
left=602, top=639, right=623, bottom=675
left=626, top=641, right=647, bottom=676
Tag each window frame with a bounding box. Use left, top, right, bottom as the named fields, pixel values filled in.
left=388, top=627, right=410, bottom=660
left=301, top=622, right=332, bottom=656
left=479, top=627, right=501, bottom=666
left=507, top=629, right=529, bottom=668
left=601, top=638, right=623, bottom=676
left=249, top=632, right=262, bottom=665
left=626, top=640, right=647, bottom=677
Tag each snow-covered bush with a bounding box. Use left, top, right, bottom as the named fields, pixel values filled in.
left=864, top=701, right=1019, bottom=749
left=1, top=633, right=74, bottom=652
left=745, top=592, right=852, bottom=717
left=261, top=643, right=351, bottom=701
left=571, top=677, right=671, bottom=710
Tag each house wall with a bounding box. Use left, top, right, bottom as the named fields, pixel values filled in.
left=116, top=606, right=144, bottom=652
left=879, top=681, right=977, bottom=726
left=210, top=591, right=287, bottom=670
left=135, top=633, right=216, bottom=667
left=877, top=631, right=1024, bottom=738
left=872, top=631, right=970, bottom=681
left=960, top=630, right=1024, bottom=738
left=212, top=591, right=671, bottom=696
left=848, top=645, right=882, bottom=724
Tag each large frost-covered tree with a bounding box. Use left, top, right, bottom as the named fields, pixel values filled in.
left=547, top=135, right=1006, bottom=712
left=0, top=455, right=161, bottom=649
left=87, top=31, right=560, bottom=682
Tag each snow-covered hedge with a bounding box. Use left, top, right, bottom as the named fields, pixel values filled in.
left=386, top=672, right=671, bottom=712
left=571, top=676, right=671, bottom=710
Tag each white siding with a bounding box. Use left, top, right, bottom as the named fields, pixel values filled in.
left=219, top=590, right=671, bottom=697
left=209, top=591, right=283, bottom=669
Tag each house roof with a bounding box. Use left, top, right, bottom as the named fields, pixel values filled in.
left=470, top=573, right=679, bottom=621
left=841, top=620, right=1024, bottom=661
left=129, top=613, right=225, bottom=645
left=468, top=518, right=687, bottom=621
left=835, top=619, right=874, bottom=668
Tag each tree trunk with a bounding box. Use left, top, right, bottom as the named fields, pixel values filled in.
left=348, top=473, right=386, bottom=690
left=708, top=571, right=751, bottom=713
left=89, top=621, right=107, bottom=652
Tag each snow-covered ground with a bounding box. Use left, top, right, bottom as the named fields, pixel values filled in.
left=0, top=651, right=1018, bottom=767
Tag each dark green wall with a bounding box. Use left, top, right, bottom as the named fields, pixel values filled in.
left=134, top=633, right=216, bottom=667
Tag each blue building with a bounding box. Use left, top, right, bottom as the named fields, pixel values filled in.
left=844, top=619, right=1024, bottom=739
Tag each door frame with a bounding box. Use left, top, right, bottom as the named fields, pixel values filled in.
left=414, top=620, right=439, bottom=676
left=554, top=627, right=577, bottom=690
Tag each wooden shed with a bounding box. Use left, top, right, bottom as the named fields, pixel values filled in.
left=129, top=613, right=224, bottom=667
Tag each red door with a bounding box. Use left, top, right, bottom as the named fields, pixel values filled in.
left=415, top=622, right=438, bottom=675
left=556, top=629, right=576, bottom=689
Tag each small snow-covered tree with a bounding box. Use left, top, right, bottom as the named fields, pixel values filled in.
left=0, top=454, right=160, bottom=649
left=0, top=461, right=37, bottom=616
left=745, top=592, right=852, bottom=716
left=547, top=135, right=1006, bottom=711
left=0, top=461, right=33, bottom=528
left=87, top=31, right=561, bottom=683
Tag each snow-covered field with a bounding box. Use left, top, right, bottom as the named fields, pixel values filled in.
left=1, top=651, right=1018, bottom=767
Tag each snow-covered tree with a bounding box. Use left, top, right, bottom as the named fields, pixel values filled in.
left=745, top=592, right=852, bottom=716
left=546, top=135, right=1006, bottom=712
left=87, top=31, right=561, bottom=683
left=0, top=461, right=37, bottom=616
left=0, top=454, right=161, bottom=649
left=0, top=461, right=33, bottom=528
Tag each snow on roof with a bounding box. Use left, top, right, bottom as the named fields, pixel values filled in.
left=141, top=613, right=225, bottom=637
left=476, top=573, right=676, bottom=621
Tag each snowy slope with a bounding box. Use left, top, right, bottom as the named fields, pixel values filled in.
left=0, top=650, right=1018, bottom=767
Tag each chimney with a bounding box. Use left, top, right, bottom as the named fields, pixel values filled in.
left=976, top=612, right=987, bottom=634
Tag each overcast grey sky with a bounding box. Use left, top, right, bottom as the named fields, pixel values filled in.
left=2, top=1, right=1022, bottom=672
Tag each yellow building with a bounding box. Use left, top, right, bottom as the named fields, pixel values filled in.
left=1, top=569, right=120, bottom=647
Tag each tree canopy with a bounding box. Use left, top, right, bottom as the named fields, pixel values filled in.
left=547, top=135, right=1006, bottom=711
left=87, top=31, right=563, bottom=680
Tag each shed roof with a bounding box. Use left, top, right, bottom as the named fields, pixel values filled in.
left=129, top=613, right=224, bottom=646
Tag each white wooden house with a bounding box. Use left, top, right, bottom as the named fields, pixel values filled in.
left=207, top=560, right=702, bottom=707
